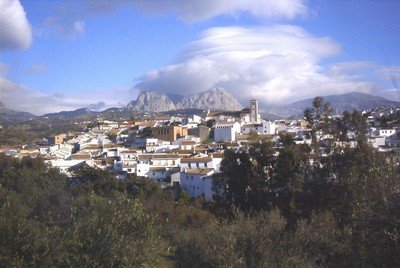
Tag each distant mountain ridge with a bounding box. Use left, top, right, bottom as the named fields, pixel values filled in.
left=127, top=87, right=243, bottom=112
left=42, top=108, right=98, bottom=119
left=0, top=102, right=37, bottom=125
left=266, top=92, right=400, bottom=119
left=2, top=91, right=399, bottom=124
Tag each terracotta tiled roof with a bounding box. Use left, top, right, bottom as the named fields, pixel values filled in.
left=180, top=140, right=196, bottom=145
left=181, top=157, right=212, bottom=163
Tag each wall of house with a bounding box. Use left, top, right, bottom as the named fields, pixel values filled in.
left=137, top=163, right=149, bottom=177
left=148, top=170, right=167, bottom=182
left=180, top=161, right=211, bottom=171
left=180, top=173, right=205, bottom=198
left=214, top=123, right=240, bottom=142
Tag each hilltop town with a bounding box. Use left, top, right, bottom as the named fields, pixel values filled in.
left=1, top=98, right=399, bottom=201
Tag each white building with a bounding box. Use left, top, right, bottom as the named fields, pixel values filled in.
left=258, top=121, right=276, bottom=135
left=241, top=120, right=275, bottom=135
left=241, top=124, right=258, bottom=134
left=374, top=129, right=396, bottom=137
left=136, top=153, right=180, bottom=178
left=178, top=140, right=196, bottom=150
left=180, top=168, right=215, bottom=201
left=368, top=135, right=386, bottom=148
left=214, top=121, right=241, bottom=142
left=47, top=159, right=91, bottom=176
left=136, top=163, right=150, bottom=177
left=180, top=154, right=223, bottom=173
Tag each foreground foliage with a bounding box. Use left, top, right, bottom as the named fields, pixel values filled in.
left=1, top=99, right=400, bottom=266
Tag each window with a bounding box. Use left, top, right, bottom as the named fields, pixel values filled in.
left=191, top=176, right=193, bottom=180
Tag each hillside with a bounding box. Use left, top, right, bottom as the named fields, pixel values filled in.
left=267, top=92, right=400, bottom=119
left=0, top=101, right=37, bottom=125
left=42, top=108, right=98, bottom=119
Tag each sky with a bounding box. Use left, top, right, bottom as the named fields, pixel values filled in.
left=0, top=0, right=399, bottom=115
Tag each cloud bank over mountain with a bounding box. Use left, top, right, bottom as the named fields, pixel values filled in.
left=0, top=75, right=130, bottom=115
left=134, top=25, right=381, bottom=105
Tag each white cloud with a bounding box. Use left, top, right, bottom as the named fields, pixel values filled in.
left=26, top=64, right=47, bottom=74
left=73, top=21, right=85, bottom=35
left=0, top=62, right=9, bottom=74
left=0, top=0, right=32, bottom=50
left=135, top=25, right=381, bottom=105
left=131, top=0, right=309, bottom=22
left=41, top=16, right=85, bottom=39
left=84, top=0, right=309, bottom=21
left=376, top=88, right=400, bottom=102
left=377, top=66, right=400, bottom=89
left=0, top=76, right=129, bottom=115
left=41, top=0, right=308, bottom=40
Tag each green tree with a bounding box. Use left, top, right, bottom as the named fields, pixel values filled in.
left=218, top=142, right=275, bottom=212
left=304, top=96, right=333, bottom=147
left=67, top=193, right=159, bottom=267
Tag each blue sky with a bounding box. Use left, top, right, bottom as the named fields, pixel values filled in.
left=0, top=0, right=399, bottom=115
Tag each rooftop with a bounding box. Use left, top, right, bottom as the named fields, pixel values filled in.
left=181, top=157, right=212, bottom=163
left=184, top=168, right=214, bottom=175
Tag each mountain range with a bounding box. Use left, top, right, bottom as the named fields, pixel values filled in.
left=0, top=101, right=37, bottom=125
left=1, top=90, right=399, bottom=125
left=266, top=92, right=400, bottom=119
left=42, top=108, right=97, bottom=119
left=127, top=87, right=243, bottom=112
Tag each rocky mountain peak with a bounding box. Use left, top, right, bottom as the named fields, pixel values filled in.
left=176, top=87, right=243, bottom=111
left=127, top=91, right=176, bottom=112
left=126, top=87, right=243, bottom=112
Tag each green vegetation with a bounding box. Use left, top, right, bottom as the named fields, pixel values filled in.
left=1, top=98, right=400, bottom=266
left=0, top=119, right=86, bottom=146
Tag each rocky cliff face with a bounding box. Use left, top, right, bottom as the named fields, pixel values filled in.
left=0, top=101, right=9, bottom=113
left=127, top=88, right=243, bottom=112
left=176, top=87, right=243, bottom=111
left=127, top=91, right=176, bottom=112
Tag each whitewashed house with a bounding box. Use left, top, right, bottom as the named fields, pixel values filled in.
left=180, top=153, right=223, bottom=172
left=136, top=163, right=150, bottom=177
left=214, top=121, right=241, bottom=142
left=258, top=121, right=276, bottom=135
left=241, top=124, right=258, bottom=134
left=180, top=168, right=215, bottom=201
left=179, top=140, right=196, bottom=150
left=375, top=129, right=396, bottom=137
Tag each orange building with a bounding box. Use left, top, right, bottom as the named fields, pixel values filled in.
left=152, top=125, right=188, bottom=142
left=48, top=134, right=66, bottom=145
